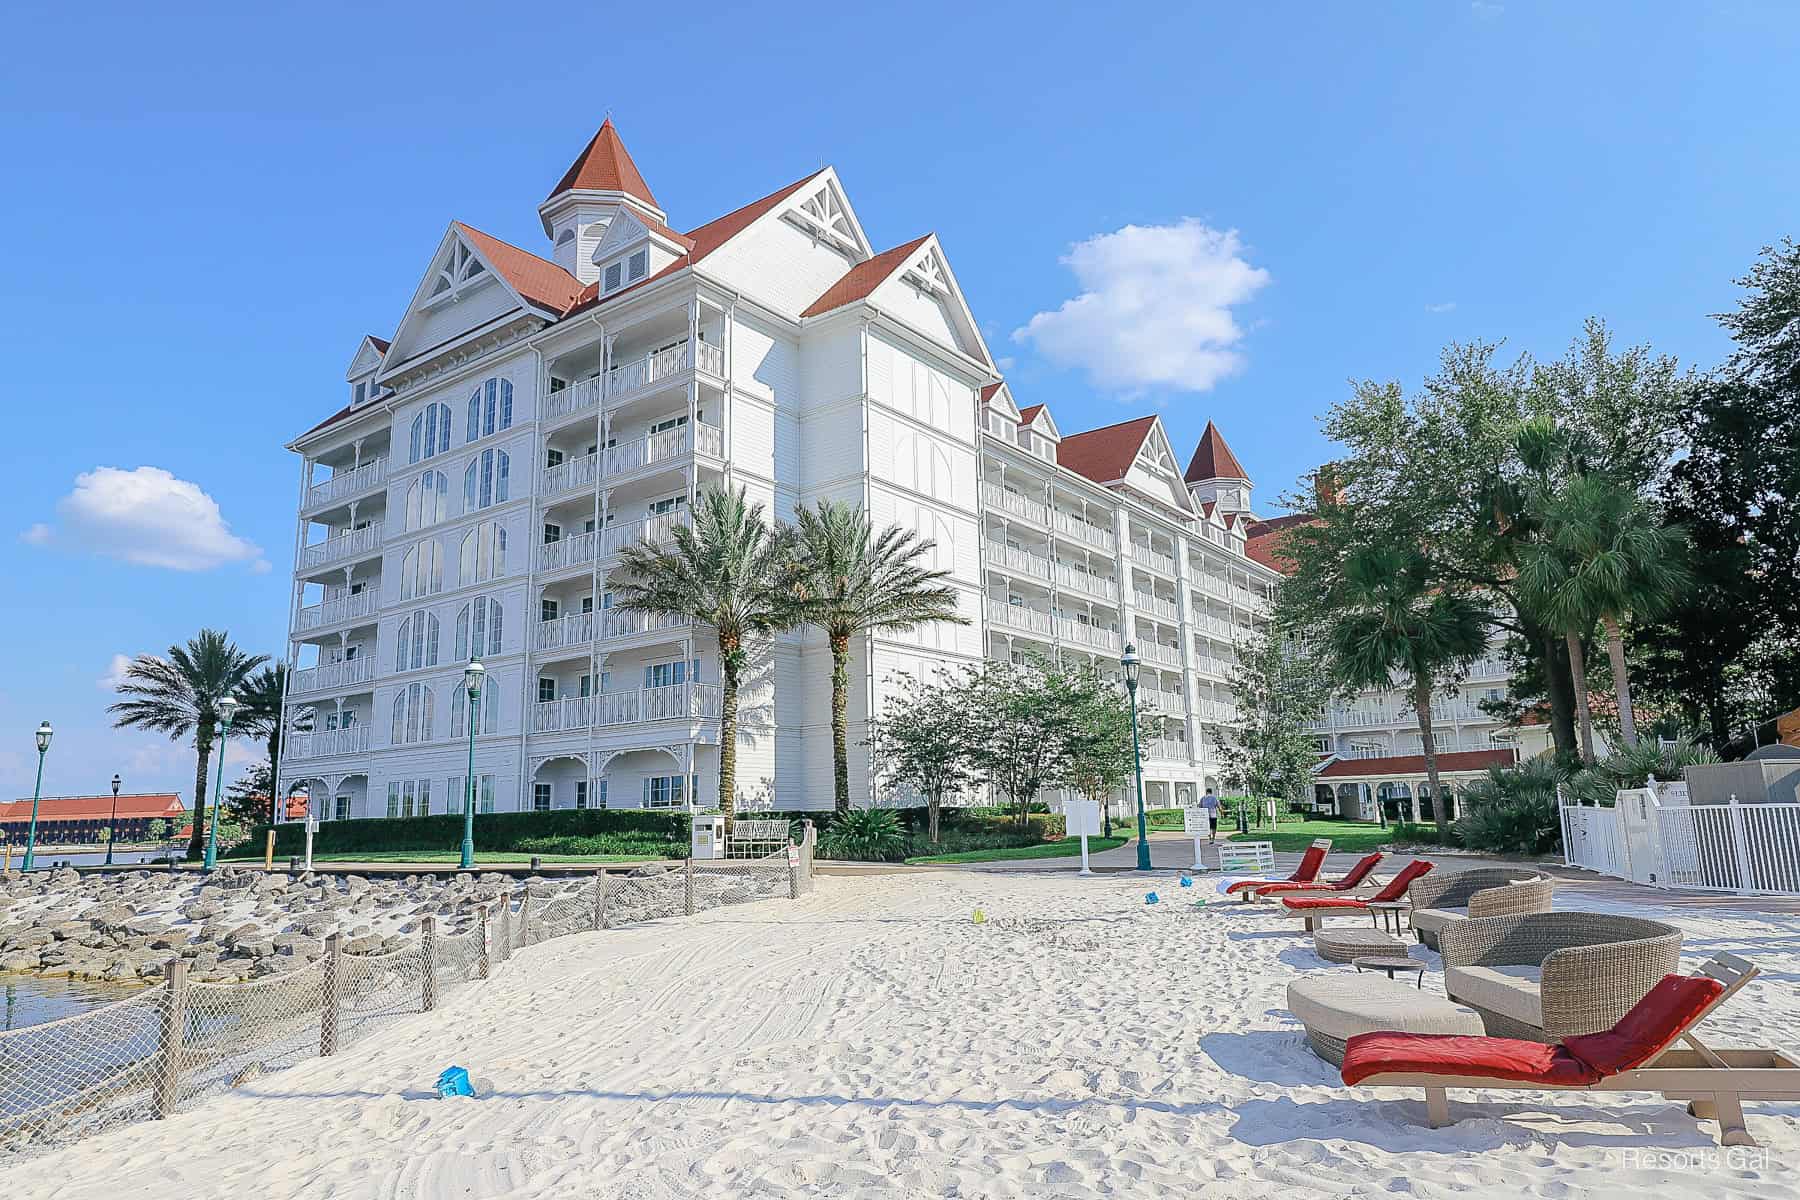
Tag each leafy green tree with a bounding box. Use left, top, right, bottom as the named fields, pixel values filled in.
left=960, top=658, right=1083, bottom=829
left=225, top=761, right=276, bottom=830
left=867, top=670, right=978, bottom=844
left=1058, top=664, right=1158, bottom=837
left=613, top=488, right=799, bottom=830
left=232, top=663, right=302, bottom=824
left=1221, top=621, right=1333, bottom=815
left=108, top=630, right=268, bottom=861
left=790, top=500, right=965, bottom=813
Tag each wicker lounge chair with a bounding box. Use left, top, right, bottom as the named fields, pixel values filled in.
left=1250, top=853, right=1384, bottom=900
left=1407, top=867, right=1554, bottom=949
left=1438, top=911, right=1683, bottom=1042
left=1341, top=954, right=1799, bottom=1147
left=1280, top=860, right=1435, bottom=931
left=1223, top=839, right=1331, bottom=900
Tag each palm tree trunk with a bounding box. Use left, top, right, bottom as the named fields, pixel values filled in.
left=1565, top=631, right=1597, bottom=763
left=718, top=662, right=739, bottom=834
left=1541, top=631, right=1579, bottom=761
left=1413, top=678, right=1448, bottom=840
left=266, top=728, right=281, bottom=825
left=829, top=630, right=851, bottom=814
left=1600, top=612, right=1638, bottom=748
left=189, top=720, right=213, bottom=861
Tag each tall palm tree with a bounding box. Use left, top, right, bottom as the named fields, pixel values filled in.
left=791, top=501, right=966, bottom=813
left=1323, top=544, right=1490, bottom=838
left=233, top=662, right=293, bottom=823
left=612, top=488, right=800, bottom=829
left=1518, top=473, right=1689, bottom=751
left=109, top=630, right=268, bottom=861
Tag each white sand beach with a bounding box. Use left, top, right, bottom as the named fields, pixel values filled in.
left=5, top=869, right=1798, bottom=1199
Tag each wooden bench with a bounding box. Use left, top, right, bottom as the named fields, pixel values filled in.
left=728, top=819, right=792, bottom=858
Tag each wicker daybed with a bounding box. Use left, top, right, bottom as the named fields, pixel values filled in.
left=1407, top=867, right=1554, bottom=949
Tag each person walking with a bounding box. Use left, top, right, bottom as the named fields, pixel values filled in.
left=1199, top=788, right=1220, bottom=842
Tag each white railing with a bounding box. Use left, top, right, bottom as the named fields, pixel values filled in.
left=543, top=377, right=603, bottom=423
left=1190, top=612, right=1239, bottom=640
left=537, top=531, right=597, bottom=572
left=986, top=598, right=1053, bottom=636
left=695, top=341, right=725, bottom=376
left=1054, top=509, right=1115, bottom=551
left=540, top=452, right=599, bottom=498
left=606, top=342, right=691, bottom=401
left=986, top=542, right=1051, bottom=580
left=601, top=511, right=691, bottom=557
left=982, top=481, right=1049, bottom=525
left=284, top=726, right=371, bottom=761
left=1656, top=801, right=1800, bottom=894
left=602, top=423, right=723, bottom=477
left=305, top=458, right=386, bottom=510
left=1057, top=617, right=1120, bottom=653
left=1230, top=585, right=1262, bottom=609
left=1053, top=561, right=1118, bottom=600
left=600, top=608, right=693, bottom=640
left=1465, top=658, right=1509, bottom=680
left=1192, top=654, right=1232, bottom=679
left=1311, top=702, right=1490, bottom=731
left=594, top=683, right=724, bottom=727
left=1133, top=544, right=1177, bottom=576
left=536, top=611, right=596, bottom=651
left=295, top=590, right=378, bottom=632
left=532, top=696, right=593, bottom=733
left=1194, top=699, right=1242, bottom=724
left=1137, top=641, right=1183, bottom=668
left=1131, top=592, right=1180, bottom=622
left=291, top=657, right=376, bottom=695
left=299, top=522, right=383, bottom=570
left=1146, top=737, right=1191, bottom=762
left=1193, top=574, right=1231, bottom=601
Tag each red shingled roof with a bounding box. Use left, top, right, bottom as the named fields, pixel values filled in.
left=979, top=382, right=1006, bottom=403
left=1317, top=749, right=1517, bottom=779
left=366, top=334, right=390, bottom=353
left=801, top=235, right=930, bottom=318
left=454, top=222, right=585, bottom=314
left=1185, top=420, right=1249, bottom=483
left=0, top=793, right=184, bottom=823
left=1242, top=513, right=1317, bottom=575
left=546, top=118, right=658, bottom=207
left=1018, top=404, right=1045, bottom=424
left=1057, top=415, right=1157, bottom=485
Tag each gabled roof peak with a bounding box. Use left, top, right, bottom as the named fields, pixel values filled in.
left=547, top=118, right=658, bottom=208
left=1185, top=419, right=1250, bottom=484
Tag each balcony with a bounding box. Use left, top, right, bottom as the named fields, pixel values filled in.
left=1193, top=574, right=1231, bottom=602
left=1190, top=611, right=1241, bottom=641
left=298, top=522, right=384, bottom=571
left=1141, top=689, right=1186, bottom=717
left=1057, top=616, right=1120, bottom=653
left=982, top=481, right=1049, bottom=525
left=284, top=726, right=371, bottom=761
left=1194, top=698, right=1242, bottom=724
left=986, top=598, right=1053, bottom=637
left=1132, top=592, right=1181, bottom=623
left=536, top=611, right=596, bottom=652
left=540, top=452, right=600, bottom=499
left=1465, top=657, right=1509, bottom=680
left=600, top=511, right=690, bottom=558
left=1054, top=561, right=1118, bottom=601
left=1191, top=653, right=1232, bottom=679
left=1054, top=509, right=1115, bottom=552
left=532, top=683, right=724, bottom=733
left=985, top=541, right=1051, bottom=582
left=1146, top=737, right=1191, bottom=762
left=600, top=608, right=693, bottom=640
left=1137, top=641, right=1183, bottom=668
left=295, top=590, right=378, bottom=633
left=605, top=342, right=702, bottom=404
left=1310, top=701, right=1492, bottom=732
left=305, top=458, right=386, bottom=511
left=543, top=377, right=603, bottom=424
left=531, top=696, right=593, bottom=733
left=602, top=422, right=723, bottom=479
left=291, top=657, right=376, bottom=696
left=537, top=530, right=597, bottom=573
left=1131, top=543, right=1177, bottom=577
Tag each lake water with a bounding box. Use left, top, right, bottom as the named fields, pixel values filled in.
left=1, top=974, right=144, bottom=1032
left=6, top=846, right=183, bottom=869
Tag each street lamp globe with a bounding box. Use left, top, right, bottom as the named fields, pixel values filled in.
left=464, top=658, right=486, bottom=699
left=1120, top=644, right=1140, bottom=692
left=111, top=774, right=121, bottom=796
left=35, top=721, right=53, bottom=754
left=217, top=696, right=241, bottom=726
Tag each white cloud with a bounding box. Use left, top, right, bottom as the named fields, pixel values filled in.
left=1426, top=301, right=1457, bottom=313
left=19, top=522, right=51, bottom=545
left=98, top=653, right=134, bottom=692
left=42, top=466, right=265, bottom=571
left=1013, top=219, right=1270, bottom=394
left=996, top=356, right=1016, bottom=371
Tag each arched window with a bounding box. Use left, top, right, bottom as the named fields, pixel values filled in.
left=390, top=682, right=435, bottom=745
left=463, top=449, right=510, bottom=511
left=405, top=471, right=448, bottom=530
left=408, top=403, right=453, bottom=464
left=458, top=522, right=507, bottom=586
left=454, top=596, right=504, bottom=659
left=400, top=540, right=443, bottom=600
left=450, top=682, right=500, bottom=737
left=395, top=609, right=440, bottom=671
left=466, top=378, right=514, bottom=443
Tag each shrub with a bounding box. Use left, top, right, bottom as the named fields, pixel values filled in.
left=819, top=808, right=907, bottom=862
left=1452, top=756, right=1565, bottom=855
left=1565, top=738, right=1719, bottom=806
left=227, top=808, right=690, bottom=860
left=1391, top=820, right=1463, bottom=847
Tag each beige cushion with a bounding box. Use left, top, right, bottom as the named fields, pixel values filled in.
left=1286, top=974, right=1484, bottom=1042
left=1409, top=906, right=1468, bottom=935
left=1446, top=964, right=1544, bottom=1028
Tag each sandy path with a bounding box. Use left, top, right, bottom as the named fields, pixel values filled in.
left=4, top=872, right=1797, bottom=1198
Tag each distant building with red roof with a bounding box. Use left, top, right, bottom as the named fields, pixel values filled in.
left=0, top=793, right=185, bottom=847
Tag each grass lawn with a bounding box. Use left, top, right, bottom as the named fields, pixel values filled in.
left=241, top=850, right=665, bottom=866
left=1229, top=819, right=1393, bottom=854
left=904, top=836, right=1128, bottom=865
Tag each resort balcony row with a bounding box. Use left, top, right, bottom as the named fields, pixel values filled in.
left=531, top=683, right=724, bottom=733
left=1330, top=739, right=1513, bottom=760
left=284, top=726, right=373, bottom=761
left=539, top=423, right=724, bottom=500
left=983, top=542, right=1121, bottom=601
left=541, top=341, right=726, bottom=425
left=1311, top=700, right=1494, bottom=731
left=304, top=457, right=387, bottom=512
left=295, top=590, right=379, bottom=633
left=290, top=657, right=377, bottom=696
left=980, top=482, right=1117, bottom=552
left=537, top=511, right=691, bottom=573
left=535, top=608, right=693, bottom=652
left=299, top=521, right=384, bottom=571
left=983, top=599, right=1122, bottom=653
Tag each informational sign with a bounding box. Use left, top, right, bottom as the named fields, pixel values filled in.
left=1066, top=800, right=1101, bottom=876
left=786, top=843, right=800, bottom=867
left=1182, top=805, right=1208, bottom=836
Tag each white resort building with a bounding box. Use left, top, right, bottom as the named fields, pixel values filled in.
left=279, top=120, right=1281, bottom=821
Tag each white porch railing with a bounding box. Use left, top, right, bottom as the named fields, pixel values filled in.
left=606, top=342, right=691, bottom=402
left=600, top=608, right=693, bottom=640
left=537, top=530, right=597, bottom=572
left=1656, top=801, right=1800, bottom=894
left=295, top=590, right=378, bottom=632
left=305, top=458, right=386, bottom=510
left=986, top=599, right=1053, bottom=636
left=1131, top=592, right=1181, bottom=622
left=291, top=657, right=376, bottom=695
left=1136, top=641, right=1183, bottom=668
left=532, top=696, right=593, bottom=733
left=536, top=611, right=596, bottom=652
left=1054, top=509, right=1115, bottom=552
left=543, top=377, right=603, bottom=423
left=540, top=452, right=600, bottom=498
left=982, top=481, right=1049, bottom=525
left=299, top=522, right=383, bottom=571
left=986, top=542, right=1051, bottom=581
left=602, top=423, right=723, bottom=477
left=1053, top=561, right=1118, bottom=600
left=695, top=341, right=725, bottom=376
left=1132, top=545, right=1177, bottom=576
left=284, top=726, right=371, bottom=761
left=600, top=511, right=690, bottom=557
left=596, top=683, right=724, bottom=726
left=1190, top=612, right=1240, bottom=640
left=1057, top=617, right=1120, bottom=653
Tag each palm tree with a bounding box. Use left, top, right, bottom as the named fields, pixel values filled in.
left=1322, top=544, right=1490, bottom=838
left=791, top=501, right=966, bottom=813
left=1518, top=473, right=1689, bottom=751
left=233, top=662, right=293, bottom=823
left=612, top=488, right=800, bottom=829
left=109, top=630, right=268, bottom=861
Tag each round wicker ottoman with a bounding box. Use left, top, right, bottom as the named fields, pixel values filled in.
left=1286, top=974, right=1484, bottom=1065
left=1313, top=926, right=1406, bottom=963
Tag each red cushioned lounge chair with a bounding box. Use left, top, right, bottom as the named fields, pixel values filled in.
left=1280, top=860, right=1434, bottom=930
left=1250, top=852, right=1384, bottom=900
left=1340, top=953, right=1798, bottom=1147
left=1223, top=839, right=1331, bottom=901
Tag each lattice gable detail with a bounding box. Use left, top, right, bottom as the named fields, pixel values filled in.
left=422, top=235, right=489, bottom=310
left=782, top=175, right=868, bottom=256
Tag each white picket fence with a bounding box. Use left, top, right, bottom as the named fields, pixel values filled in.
left=1561, top=785, right=1800, bottom=895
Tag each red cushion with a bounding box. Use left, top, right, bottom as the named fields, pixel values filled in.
left=1224, top=879, right=1270, bottom=894
left=1340, top=1033, right=1601, bottom=1087
left=1334, top=853, right=1384, bottom=889
left=1255, top=880, right=1332, bottom=896
left=1292, top=845, right=1328, bottom=883
left=1562, top=975, right=1726, bottom=1075
left=1282, top=896, right=1368, bottom=911
left=1372, top=859, right=1434, bottom=902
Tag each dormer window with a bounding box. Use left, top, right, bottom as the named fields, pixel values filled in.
left=603, top=262, right=622, bottom=292
left=628, top=250, right=647, bottom=281
left=556, top=228, right=576, bottom=246
left=353, top=382, right=367, bottom=406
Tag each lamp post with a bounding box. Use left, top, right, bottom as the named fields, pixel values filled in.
left=460, top=659, right=485, bottom=870
left=1121, top=645, right=1150, bottom=871
left=105, top=773, right=121, bottom=866
left=22, top=721, right=53, bottom=871
left=202, top=697, right=240, bottom=871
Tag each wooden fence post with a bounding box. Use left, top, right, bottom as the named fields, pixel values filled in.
left=478, top=904, right=491, bottom=979
left=420, top=916, right=437, bottom=1012
left=519, top=887, right=532, bottom=947
left=320, top=932, right=342, bottom=1056
left=788, top=846, right=801, bottom=900
left=497, top=895, right=511, bottom=963
left=685, top=857, right=696, bottom=916
left=593, top=869, right=608, bottom=931
left=154, top=958, right=188, bottom=1118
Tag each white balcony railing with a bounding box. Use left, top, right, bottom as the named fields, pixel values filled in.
left=1190, top=612, right=1241, bottom=641
left=1057, top=616, right=1121, bottom=653
left=295, top=590, right=378, bottom=632
left=1054, top=562, right=1119, bottom=601
left=606, top=342, right=691, bottom=402
left=542, top=683, right=725, bottom=731
left=982, top=481, right=1049, bottom=525
left=284, top=726, right=370, bottom=761
left=986, top=598, right=1053, bottom=636
left=986, top=542, right=1051, bottom=581
left=1310, top=702, right=1493, bottom=732
left=291, top=657, right=376, bottom=695
left=600, top=511, right=690, bottom=558
left=1137, top=641, right=1183, bottom=668
left=1054, top=509, right=1116, bottom=552
left=540, top=452, right=600, bottom=498
left=543, top=377, right=603, bottom=424
left=1132, top=544, right=1177, bottom=576
left=299, top=522, right=383, bottom=571
left=1194, top=698, right=1242, bottom=724
left=305, top=458, right=386, bottom=510
left=1146, top=737, right=1191, bottom=762
left=696, top=341, right=725, bottom=377
left=1131, top=592, right=1181, bottom=622
left=532, top=696, right=593, bottom=733
left=537, top=531, right=598, bottom=572
left=600, top=608, right=693, bottom=640
left=536, top=611, right=596, bottom=652
left=602, top=423, right=723, bottom=478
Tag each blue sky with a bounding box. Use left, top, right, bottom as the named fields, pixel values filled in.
left=2, top=2, right=1795, bottom=802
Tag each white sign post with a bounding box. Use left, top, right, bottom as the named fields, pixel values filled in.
left=303, top=814, right=318, bottom=874
left=1066, top=800, right=1101, bottom=876
left=1182, top=804, right=1209, bottom=870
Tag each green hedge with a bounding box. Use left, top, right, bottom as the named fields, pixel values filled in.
left=226, top=809, right=691, bottom=860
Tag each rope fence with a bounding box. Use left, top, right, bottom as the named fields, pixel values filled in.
left=0, top=821, right=814, bottom=1159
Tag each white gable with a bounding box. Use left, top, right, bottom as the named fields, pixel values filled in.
left=1120, top=420, right=1195, bottom=513
left=379, top=227, right=534, bottom=377
left=345, top=336, right=386, bottom=382
left=781, top=174, right=870, bottom=259
left=867, top=237, right=994, bottom=368
left=589, top=209, right=650, bottom=263
left=1024, top=406, right=1061, bottom=442
left=982, top=382, right=1020, bottom=420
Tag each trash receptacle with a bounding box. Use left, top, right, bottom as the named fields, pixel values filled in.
left=691, top=814, right=726, bottom=860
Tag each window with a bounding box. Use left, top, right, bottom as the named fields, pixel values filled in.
left=538, top=678, right=556, bottom=703
left=334, top=794, right=352, bottom=821
left=627, top=249, right=647, bottom=281
left=409, top=404, right=453, bottom=464
left=405, top=471, right=449, bottom=530
left=354, top=382, right=366, bottom=406
left=644, top=774, right=687, bottom=809
left=541, top=598, right=559, bottom=623
left=386, top=779, right=431, bottom=819
left=458, top=522, right=507, bottom=586
left=644, top=659, right=700, bottom=689
left=449, top=775, right=496, bottom=815
left=575, top=781, right=588, bottom=810
left=556, top=228, right=575, bottom=246
left=463, top=449, right=510, bottom=511
left=647, top=493, right=687, bottom=516
left=395, top=610, right=441, bottom=671
left=597, top=779, right=608, bottom=810
left=533, top=783, right=552, bottom=812
left=603, top=262, right=623, bottom=292
left=545, top=447, right=564, bottom=469
left=465, top=378, right=514, bottom=443
left=450, top=683, right=499, bottom=737
left=390, top=682, right=435, bottom=745
left=649, top=412, right=688, bottom=435
left=543, top=522, right=561, bottom=545
left=454, top=596, right=504, bottom=659
left=400, top=541, right=443, bottom=599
